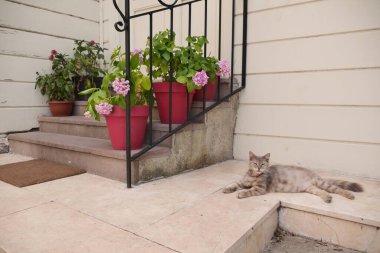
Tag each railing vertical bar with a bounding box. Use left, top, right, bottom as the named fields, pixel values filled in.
left=241, top=0, right=248, bottom=88
left=187, top=3, right=192, bottom=120
left=149, top=13, right=153, bottom=145
left=217, top=0, right=222, bottom=102
left=230, top=0, right=235, bottom=95
left=202, top=0, right=207, bottom=111
left=125, top=0, right=132, bottom=188
left=169, top=7, right=174, bottom=132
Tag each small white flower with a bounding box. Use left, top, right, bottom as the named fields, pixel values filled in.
left=84, top=111, right=91, bottom=118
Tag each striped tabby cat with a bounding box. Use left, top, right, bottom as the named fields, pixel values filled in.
left=223, top=151, right=363, bottom=203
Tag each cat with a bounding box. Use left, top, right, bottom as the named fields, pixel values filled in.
left=223, top=151, right=363, bottom=203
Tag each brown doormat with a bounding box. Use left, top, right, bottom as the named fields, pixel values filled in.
left=0, top=159, right=86, bottom=187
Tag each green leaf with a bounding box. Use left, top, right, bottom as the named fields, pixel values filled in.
left=162, top=52, right=170, bottom=61
left=78, top=88, right=98, bottom=95
left=176, top=76, right=187, bottom=84
left=141, top=77, right=151, bottom=90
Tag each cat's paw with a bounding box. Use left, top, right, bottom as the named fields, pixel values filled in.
left=223, top=187, right=233, bottom=194
left=323, top=195, right=332, bottom=203
left=237, top=191, right=250, bottom=199
left=345, top=193, right=355, bottom=200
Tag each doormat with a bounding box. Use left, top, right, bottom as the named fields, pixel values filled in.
left=0, top=159, right=85, bottom=187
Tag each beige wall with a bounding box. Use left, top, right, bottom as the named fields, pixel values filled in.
left=233, top=0, right=380, bottom=179
left=0, top=0, right=100, bottom=133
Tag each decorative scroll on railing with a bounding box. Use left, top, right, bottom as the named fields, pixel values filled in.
left=113, top=0, right=249, bottom=188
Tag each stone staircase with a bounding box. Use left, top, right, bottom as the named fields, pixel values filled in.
left=8, top=95, right=239, bottom=184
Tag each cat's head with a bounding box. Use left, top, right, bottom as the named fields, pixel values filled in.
left=248, top=151, right=270, bottom=176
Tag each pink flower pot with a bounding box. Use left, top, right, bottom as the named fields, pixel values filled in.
left=105, top=105, right=148, bottom=150
left=153, top=82, right=195, bottom=124
left=194, top=76, right=219, bottom=101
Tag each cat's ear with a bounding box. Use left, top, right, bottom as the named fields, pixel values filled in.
left=264, top=153, right=271, bottom=161
left=249, top=151, right=255, bottom=160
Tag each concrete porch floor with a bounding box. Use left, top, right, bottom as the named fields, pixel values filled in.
left=0, top=154, right=379, bottom=253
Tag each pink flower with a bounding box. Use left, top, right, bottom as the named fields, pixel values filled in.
left=216, top=60, right=231, bottom=77
left=89, top=40, right=96, bottom=46
left=131, top=49, right=143, bottom=63
left=131, top=49, right=142, bottom=55
left=84, top=111, right=91, bottom=118
left=112, top=78, right=130, bottom=96
left=51, top=49, right=57, bottom=56
left=95, top=102, right=113, bottom=115
left=48, top=54, right=54, bottom=61
left=192, top=70, right=209, bottom=87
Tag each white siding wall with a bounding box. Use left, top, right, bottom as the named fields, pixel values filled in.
left=101, top=0, right=229, bottom=61
left=0, top=0, right=100, bottom=133
left=233, top=0, right=380, bottom=179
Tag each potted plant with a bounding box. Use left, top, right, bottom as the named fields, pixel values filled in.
left=193, top=58, right=231, bottom=101
left=144, top=30, right=231, bottom=123
left=80, top=46, right=151, bottom=150
left=68, top=40, right=106, bottom=101
left=35, top=50, right=74, bottom=116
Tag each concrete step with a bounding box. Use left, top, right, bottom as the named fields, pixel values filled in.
left=10, top=94, right=239, bottom=184
left=73, top=101, right=216, bottom=123
left=38, top=116, right=205, bottom=147
left=8, top=132, right=170, bottom=184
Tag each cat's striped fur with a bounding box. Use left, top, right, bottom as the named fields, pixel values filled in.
left=223, top=151, right=363, bottom=203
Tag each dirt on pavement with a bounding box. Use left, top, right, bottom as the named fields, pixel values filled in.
left=263, top=229, right=363, bottom=253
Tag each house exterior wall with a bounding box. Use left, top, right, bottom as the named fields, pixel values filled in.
left=233, top=0, right=380, bottom=179
left=0, top=0, right=100, bottom=134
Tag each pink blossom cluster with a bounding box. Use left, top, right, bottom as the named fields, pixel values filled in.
left=95, top=102, right=113, bottom=115
left=131, top=49, right=143, bottom=63
left=192, top=70, right=209, bottom=87
left=112, top=78, right=130, bottom=96
left=217, top=60, right=231, bottom=77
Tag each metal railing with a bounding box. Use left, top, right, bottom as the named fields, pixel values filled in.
left=112, top=0, right=248, bottom=188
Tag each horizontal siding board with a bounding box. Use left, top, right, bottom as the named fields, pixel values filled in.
left=0, top=55, right=51, bottom=82
left=236, top=0, right=317, bottom=14
left=234, top=30, right=380, bottom=74
left=0, top=107, right=50, bottom=133
left=235, top=0, right=380, bottom=44
left=0, top=82, right=47, bottom=107
left=235, top=105, right=380, bottom=144
left=0, top=0, right=99, bottom=41
left=233, top=134, right=380, bottom=179
left=9, top=0, right=99, bottom=22
left=0, top=28, right=74, bottom=59
left=239, top=69, right=380, bottom=106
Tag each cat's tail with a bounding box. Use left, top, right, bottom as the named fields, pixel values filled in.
left=326, top=179, right=364, bottom=192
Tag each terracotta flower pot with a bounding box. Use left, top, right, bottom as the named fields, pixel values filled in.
left=194, top=75, right=219, bottom=101
left=104, top=105, right=149, bottom=150
left=153, top=82, right=195, bottom=124
left=48, top=101, right=74, bottom=116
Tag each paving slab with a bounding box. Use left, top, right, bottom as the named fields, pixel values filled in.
left=25, top=162, right=246, bottom=233
left=0, top=181, right=49, bottom=218
left=0, top=202, right=175, bottom=253
left=0, top=153, right=33, bottom=166
left=0, top=160, right=379, bottom=253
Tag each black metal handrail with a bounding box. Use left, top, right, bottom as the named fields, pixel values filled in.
left=113, top=0, right=249, bottom=188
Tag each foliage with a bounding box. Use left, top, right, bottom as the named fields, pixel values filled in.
left=143, top=30, right=223, bottom=92
left=175, top=36, right=219, bottom=91
left=68, top=40, right=106, bottom=90
left=80, top=46, right=151, bottom=120
left=35, top=52, right=74, bottom=101
left=143, top=29, right=178, bottom=81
